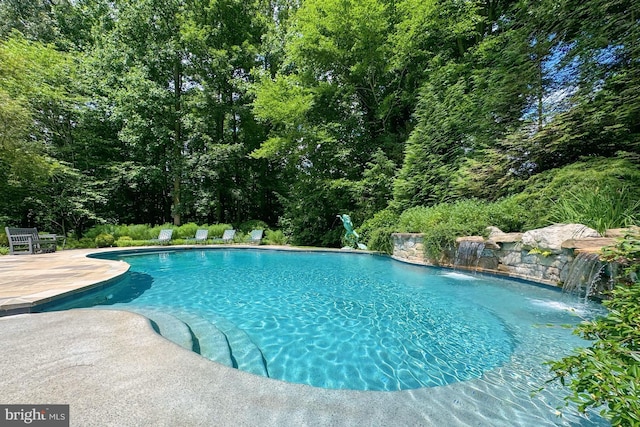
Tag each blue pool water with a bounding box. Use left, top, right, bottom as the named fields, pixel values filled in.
left=46, top=249, right=603, bottom=395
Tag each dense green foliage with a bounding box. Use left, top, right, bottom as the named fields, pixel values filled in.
left=362, top=155, right=640, bottom=256
left=81, top=222, right=233, bottom=241
left=371, top=197, right=528, bottom=259
left=547, top=234, right=640, bottom=425
left=1, top=2, right=639, bottom=422
left=0, top=0, right=638, bottom=248
left=512, top=155, right=640, bottom=232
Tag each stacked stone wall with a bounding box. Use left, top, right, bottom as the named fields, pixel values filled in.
left=391, top=224, right=623, bottom=288
left=391, top=233, right=425, bottom=265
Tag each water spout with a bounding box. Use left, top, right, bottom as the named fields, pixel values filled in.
left=454, top=241, right=486, bottom=270
left=563, top=252, right=605, bottom=301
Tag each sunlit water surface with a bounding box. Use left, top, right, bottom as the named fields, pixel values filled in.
left=46, top=249, right=609, bottom=425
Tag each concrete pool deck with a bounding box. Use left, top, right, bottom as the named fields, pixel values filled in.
left=0, top=247, right=602, bottom=426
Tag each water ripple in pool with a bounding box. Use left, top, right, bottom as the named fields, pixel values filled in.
left=54, top=249, right=601, bottom=395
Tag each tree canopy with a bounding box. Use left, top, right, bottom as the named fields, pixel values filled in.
left=0, top=0, right=638, bottom=243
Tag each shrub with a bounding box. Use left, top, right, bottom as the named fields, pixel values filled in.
left=83, top=222, right=240, bottom=244
left=264, top=229, right=287, bottom=245
left=601, top=232, right=640, bottom=285
left=84, top=223, right=154, bottom=240
left=237, top=219, right=269, bottom=234
left=550, top=184, right=639, bottom=234
left=118, top=224, right=153, bottom=240
left=175, top=223, right=199, bottom=239
left=83, top=224, right=117, bottom=240
left=367, top=227, right=394, bottom=254
left=115, top=236, right=134, bottom=247
left=95, top=233, right=115, bottom=247
left=513, top=155, right=640, bottom=230
left=546, top=234, right=640, bottom=425
left=72, top=237, right=95, bottom=249
left=207, top=223, right=233, bottom=238
left=115, top=239, right=147, bottom=247
left=361, top=199, right=532, bottom=257
left=359, top=208, right=399, bottom=239
left=359, top=208, right=399, bottom=254
left=484, top=196, right=531, bottom=232
left=396, top=199, right=526, bottom=261
left=232, top=231, right=246, bottom=243
left=396, top=206, right=443, bottom=232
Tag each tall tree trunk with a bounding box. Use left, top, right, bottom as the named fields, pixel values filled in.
left=536, top=41, right=544, bottom=131
left=172, top=58, right=182, bottom=226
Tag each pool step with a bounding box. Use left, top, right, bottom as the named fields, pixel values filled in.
left=88, top=304, right=268, bottom=377
left=152, top=308, right=269, bottom=377
left=155, top=309, right=233, bottom=368
left=92, top=305, right=194, bottom=352
left=203, top=313, right=269, bottom=378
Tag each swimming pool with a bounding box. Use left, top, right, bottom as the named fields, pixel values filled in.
left=44, top=248, right=607, bottom=423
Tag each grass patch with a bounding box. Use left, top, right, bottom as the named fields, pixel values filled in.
left=550, top=184, right=639, bottom=234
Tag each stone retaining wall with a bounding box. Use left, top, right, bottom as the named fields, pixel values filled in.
left=393, top=234, right=566, bottom=286
left=391, top=233, right=426, bottom=265
left=391, top=224, right=628, bottom=287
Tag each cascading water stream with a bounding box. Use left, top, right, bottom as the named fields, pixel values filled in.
left=454, top=241, right=486, bottom=270
left=563, top=252, right=606, bottom=301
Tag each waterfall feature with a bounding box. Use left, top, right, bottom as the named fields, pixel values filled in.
left=563, top=252, right=606, bottom=300
left=454, top=241, right=486, bottom=270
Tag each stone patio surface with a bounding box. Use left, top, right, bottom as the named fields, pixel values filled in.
left=0, top=247, right=593, bottom=426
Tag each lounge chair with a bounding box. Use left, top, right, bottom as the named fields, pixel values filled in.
left=248, top=229, right=263, bottom=244
left=150, top=229, right=173, bottom=245
left=5, top=227, right=57, bottom=255
left=185, top=229, right=208, bottom=244
left=213, top=229, right=236, bottom=244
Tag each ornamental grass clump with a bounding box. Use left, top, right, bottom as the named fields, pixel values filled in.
left=550, top=184, right=640, bottom=235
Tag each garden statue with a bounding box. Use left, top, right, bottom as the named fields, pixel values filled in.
left=337, top=214, right=367, bottom=250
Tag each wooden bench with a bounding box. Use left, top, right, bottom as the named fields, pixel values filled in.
left=5, top=227, right=58, bottom=255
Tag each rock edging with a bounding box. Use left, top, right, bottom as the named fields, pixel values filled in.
left=392, top=223, right=628, bottom=288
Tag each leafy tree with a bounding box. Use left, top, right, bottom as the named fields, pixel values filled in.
left=0, top=0, right=62, bottom=45
left=0, top=0, right=109, bottom=51
left=393, top=0, right=552, bottom=207
left=85, top=0, right=278, bottom=227
left=501, top=0, right=639, bottom=176
left=179, top=0, right=279, bottom=225
left=252, top=0, right=411, bottom=245
left=0, top=34, right=105, bottom=233
left=92, top=0, right=190, bottom=225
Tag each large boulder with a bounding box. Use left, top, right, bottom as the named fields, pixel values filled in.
left=521, top=224, right=600, bottom=254
left=486, top=226, right=523, bottom=243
